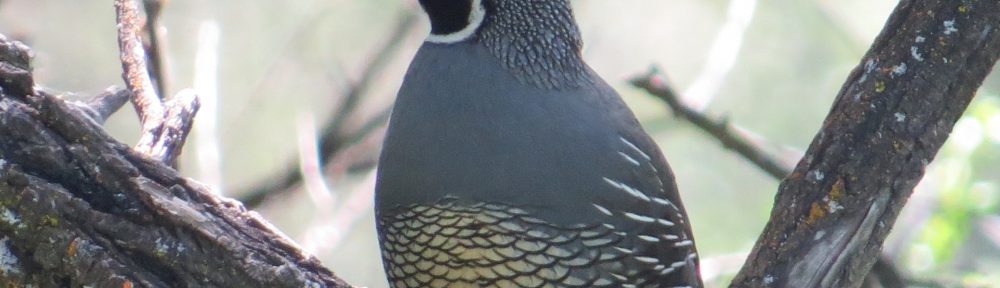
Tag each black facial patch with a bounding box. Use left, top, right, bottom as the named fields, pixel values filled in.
left=418, top=0, right=473, bottom=35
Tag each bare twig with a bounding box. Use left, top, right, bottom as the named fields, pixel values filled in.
left=323, top=109, right=390, bottom=179
left=141, top=0, right=168, bottom=97
left=239, top=101, right=390, bottom=208
left=300, top=111, right=387, bottom=254
left=115, top=0, right=199, bottom=167
left=115, top=0, right=164, bottom=149
left=297, top=113, right=336, bottom=209
left=152, top=89, right=200, bottom=166
left=238, top=12, right=418, bottom=208
left=246, top=3, right=341, bottom=102
left=320, top=11, right=417, bottom=154
left=80, top=86, right=132, bottom=123
left=682, top=0, right=758, bottom=110
left=296, top=113, right=336, bottom=254
left=629, top=68, right=791, bottom=179
left=327, top=169, right=378, bottom=248
left=193, top=21, right=224, bottom=193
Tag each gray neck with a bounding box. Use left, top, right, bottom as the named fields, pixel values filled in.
left=479, top=0, right=593, bottom=89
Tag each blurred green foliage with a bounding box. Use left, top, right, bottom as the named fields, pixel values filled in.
left=906, top=92, right=1000, bottom=285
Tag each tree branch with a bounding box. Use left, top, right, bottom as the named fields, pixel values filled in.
left=81, top=86, right=132, bottom=124
left=115, top=0, right=198, bottom=167
left=631, top=71, right=919, bottom=287
left=115, top=0, right=164, bottom=146
left=0, top=35, right=350, bottom=287
left=629, top=70, right=792, bottom=179
left=729, top=1, right=1000, bottom=287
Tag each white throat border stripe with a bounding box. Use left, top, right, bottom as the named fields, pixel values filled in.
left=426, top=0, right=485, bottom=43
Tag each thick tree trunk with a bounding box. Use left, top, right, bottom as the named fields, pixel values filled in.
left=0, top=38, right=349, bottom=287
left=730, top=1, right=1000, bottom=287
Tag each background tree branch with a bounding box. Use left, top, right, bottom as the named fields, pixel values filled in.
left=237, top=11, right=417, bottom=208
left=630, top=69, right=792, bottom=180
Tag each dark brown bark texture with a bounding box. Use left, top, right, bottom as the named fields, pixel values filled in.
left=0, top=38, right=349, bottom=287
left=731, top=1, right=1000, bottom=287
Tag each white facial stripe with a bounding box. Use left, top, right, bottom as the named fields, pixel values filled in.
left=426, top=0, right=485, bottom=43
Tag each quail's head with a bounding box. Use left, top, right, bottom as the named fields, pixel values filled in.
left=416, top=0, right=589, bottom=89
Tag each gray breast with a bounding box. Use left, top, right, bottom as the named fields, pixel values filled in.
left=377, top=41, right=637, bottom=223
left=375, top=40, right=700, bottom=287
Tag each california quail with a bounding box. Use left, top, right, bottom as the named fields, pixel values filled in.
left=375, top=0, right=702, bottom=287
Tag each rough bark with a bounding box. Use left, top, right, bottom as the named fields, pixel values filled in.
left=730, top=1, right=1000, bottom=287
left=0, top=37, right=348, bottom=287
